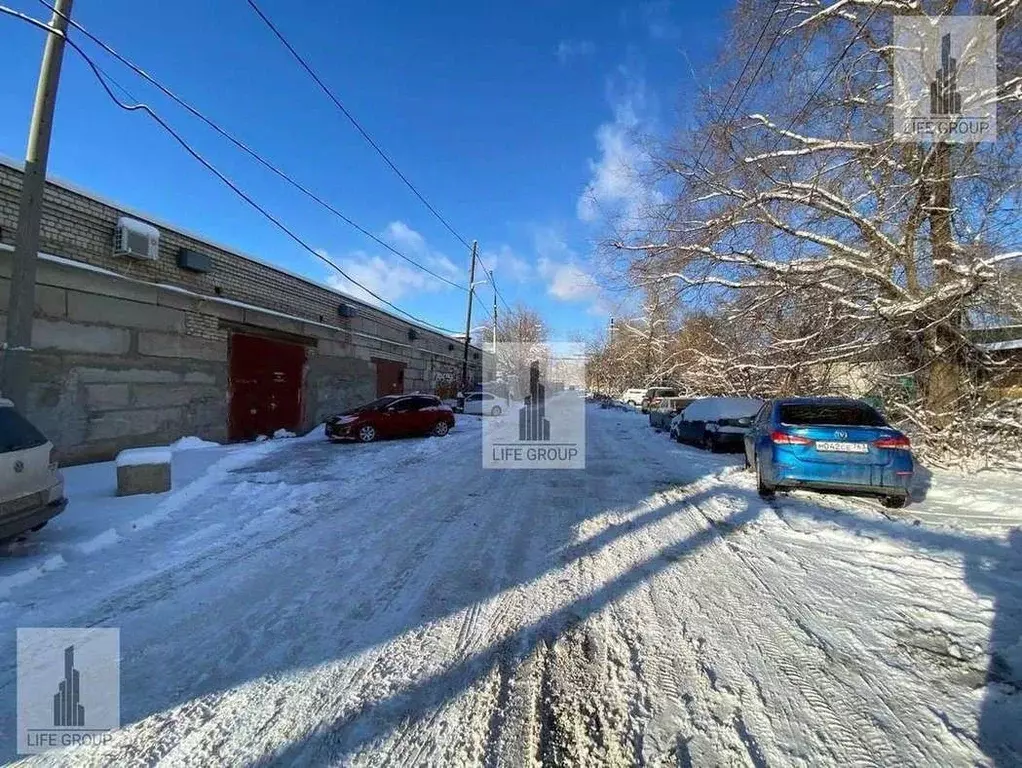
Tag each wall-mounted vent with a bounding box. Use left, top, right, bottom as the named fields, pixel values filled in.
left=114, top=217, right=160, bottom=260
left=408, top=329, right=419, bottom=341
left=177, top=247, right=212, bottom=273
left=338, top=303, right=356, bottom=318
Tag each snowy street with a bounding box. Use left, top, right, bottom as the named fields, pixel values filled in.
left=2, top=405, right=1021, bottom=765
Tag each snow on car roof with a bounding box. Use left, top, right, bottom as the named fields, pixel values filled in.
left=682, top=397, right=763, bottom=421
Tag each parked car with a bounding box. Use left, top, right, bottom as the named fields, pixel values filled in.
left=621, top=388, right=648, bottom=407
left=0, top=399, right=67, bottom=541
left=744, top=397, right=914, bottom=508
left=648, top=397, right=697, bottom=431
left=325, top=394, right=455, bottom=443
left=641, top=387, right=680, bottom=413
left=462, top=391, right=505, bottom=416
left=670, top=397, right=763, bottom=452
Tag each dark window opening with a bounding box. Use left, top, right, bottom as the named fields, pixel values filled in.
left=780, top=403, right=886, bottom=427
left=0, top=408, right=48, bottom=453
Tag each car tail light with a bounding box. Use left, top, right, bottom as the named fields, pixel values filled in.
left=770, top=430, right=812, bottom=445
left=875, top=435, right=912, bottom=451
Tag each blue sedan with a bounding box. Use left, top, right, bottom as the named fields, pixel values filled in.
left=743, top=398, right=915, bottom=508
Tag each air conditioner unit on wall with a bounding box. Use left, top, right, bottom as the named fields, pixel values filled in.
left=114, top=216, right=160, bottom=260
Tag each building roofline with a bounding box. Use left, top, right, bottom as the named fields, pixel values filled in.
left=0, top=154, right=479, bottom=351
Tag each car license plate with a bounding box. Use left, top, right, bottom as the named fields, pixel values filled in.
left=815, top=441, right=869, bottom=453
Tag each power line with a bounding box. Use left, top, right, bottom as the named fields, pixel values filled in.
left=245, top=0, right=475, bottom=254
left=774, top=3, right=881, bottom=141
left=478, top=262, right=514, bottom=315
left=692, top=1, right=880, bottom=185
left=689, top=0, right=782, bottom=175
left=721, top=1, right=796, bottom=136
left=33, top=0, right=468, bottom=294
left=0, top=5, right=459, bottom=334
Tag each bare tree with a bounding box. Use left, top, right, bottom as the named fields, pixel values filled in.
left=609, top=0, right=1021, bottom=463
left=481, top=304, right=549, bottom=398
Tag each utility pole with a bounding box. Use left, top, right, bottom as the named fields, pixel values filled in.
left=492, top=286, right=497, bottom=353
left=1, top=0, right=74, bottom=409
left=460, top=240, right=477, bottom=391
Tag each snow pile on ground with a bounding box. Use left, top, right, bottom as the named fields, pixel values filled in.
left=0, top=405, right=1019, bottom=765
left=115, top=448, right=173, bottom=467
left=0, top=440, right=287, bottom=602
left=681, top=396, right=762, bottom=421
left=170, top=436, right=221, bottom=451
left=115, top=436, right=221, bottom=467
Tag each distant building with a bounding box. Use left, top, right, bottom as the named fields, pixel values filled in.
left=0, top=157, right=483, bottom=463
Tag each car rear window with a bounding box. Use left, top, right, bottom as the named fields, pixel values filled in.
left=780, top=403, right=886, bottom=427
left=0, top=408, right=48, bottom=453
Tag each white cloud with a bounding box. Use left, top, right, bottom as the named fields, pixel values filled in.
left=642, top=1, right=680, bottom=40
left=556, top=39, right=596, bottom=64
left=532, top=227, right=600, bottom=303
left=537, top=258, right=599, bottom=301
left=481, top=244, right=532, bottom=283
left=577, top=69, right=659, bottom=231
left=621, top=2, right=680, bottom=41
left=320, top=221, right=461, bottom=306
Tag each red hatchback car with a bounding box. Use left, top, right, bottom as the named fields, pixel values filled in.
left=325, top=395, right=455, bottom=443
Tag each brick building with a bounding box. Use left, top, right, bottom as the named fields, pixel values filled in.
left=0, top=157, right=483, bottom=464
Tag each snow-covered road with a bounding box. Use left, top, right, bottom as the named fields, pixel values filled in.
left=2, top=406, right=1021, bottom=765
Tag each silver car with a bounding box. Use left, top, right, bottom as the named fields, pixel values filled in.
left=0, top=399, right=67, bottom=540
left=462, top=391, right=505, bottom=416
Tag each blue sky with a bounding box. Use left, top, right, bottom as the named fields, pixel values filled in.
left=0, top=0, right=728, bottom=338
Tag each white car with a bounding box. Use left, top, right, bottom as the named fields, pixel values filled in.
left=0, top=399, right=67, bottom=540
left=621, top=388, right=647, bottom=407
left=462, top=391, right=506, bottom=416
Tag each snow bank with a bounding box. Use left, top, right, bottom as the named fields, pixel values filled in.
left=273, top=429, right=297, bottom=439
left=682, top=397, right=762, bottom=422
left=0, top=554, right=65, bottom=600
left=77, top=528, right=121, bottom=555
left=297, top=424, right=327, bottom=441
left=170, top=436, right=221, bottom=451
left=115, top=448, right=172, bottom=467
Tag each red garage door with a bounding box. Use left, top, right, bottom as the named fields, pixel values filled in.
left=374, top=358, right=406, bottom=397
left=229, top=333, right=306, bottom=441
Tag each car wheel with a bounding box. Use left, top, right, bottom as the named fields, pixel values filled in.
left=490, top=405, right=502, bottom=416
left=881, top=495, right=907, bottom=509
left=358, top=425, right=377, bottom=443
left=432, top=420, right=450, bottom=437
left=757, top=463, right=775, bottom=498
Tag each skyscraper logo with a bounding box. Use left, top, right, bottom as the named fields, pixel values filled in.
left=518, top=361, right=551, bottom=441
left=53, top=646, right=86, bottom=728
left=894, top=16, right=996, bottom=143
left=17, top=627, right=120, bottom=754
left=929, top=33, right=962, bottom=115
left=483, top=342, right=586, bottom=469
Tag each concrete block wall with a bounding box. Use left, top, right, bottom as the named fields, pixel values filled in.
left=0, top=255, right=228, bottom=464
left=0, top=160, right=484, bottom=371
left=0, top=159, right=484, bottom=463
